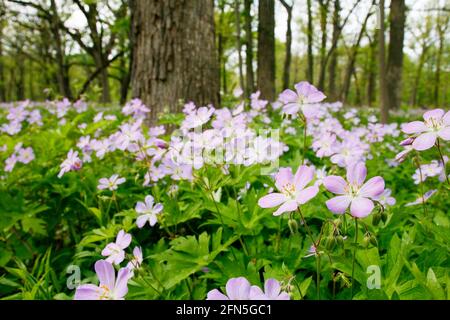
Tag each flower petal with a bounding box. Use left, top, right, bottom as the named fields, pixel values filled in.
left=346, top=162, right=367, bottom=187
left=114, top=268, right=130, bottom=299
left=294, top=165, right=314, bottom=190
left=359, top=176, right=385, bottom=198
left=350, top=197, right=374, bottom=218
left=226, top=277, right=251, bottom=300
left=438, top=127, right=450, bottom=140
left=74, top=284, right=102, bottom=300
left=207, top=289, right=229, bottom=300
left=275, top=167, right=294, bottom=191
left=326, top=196, right=351, bottom=214
left=116, top=230, right=132, bottom=249
left=278, top=89, right=298, bottom=103
left=296, top=186, right=319, bottom=204
left=95, top=260, right=115, bottom=289
left=136, top=215, right=149, bottom=228
left=273, top=200, right=298, bottom=216
left=258, top=193, right=287, bottom=208
left=144, top=195, right=154, bottom=207
left=323, top=176, right=348, bottom=194
left=302, top=104, right=319, bottom=118
left=402, top=121, right=427, bottom=134
left=423, top=109, right=444, bottom=121
left=264, top=279, right=281, bottom=299
left=412, top=132, right=437, bottom=151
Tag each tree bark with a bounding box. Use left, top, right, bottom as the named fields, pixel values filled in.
left=257, top=0, right=275, bottom=100
left=131, top=0, right=220, bottom=124
left=280, top=0, right=293, bottom=90
left=244, top=0, right=255, bottom=96
left=379, top=0, right=389, bottom=123
left=386, top=0, right=406, bottom=110
left=327, top=0, right=340, bottom=100
left=434, top=13, right=448, bottom=106
left=366, top=29, right=378, bottom=106
left=235, top=0, right=245, bottom=92
left=317, top=0, right=330, bottom=91
left=0, top=19, right=5, bottom=101
left=306, top=0, right=314, bottom=83
left=410, top=46, right=429, bottom=106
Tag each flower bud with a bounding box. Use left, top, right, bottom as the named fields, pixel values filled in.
left=325, top=236, right=336, bottom=251
left=399, top=137, right=414, bottom=146
left=288, top=219, right=298, bottom=235
left=372, top=212, right=382, bottom=226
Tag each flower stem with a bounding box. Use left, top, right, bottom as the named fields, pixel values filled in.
left=302, top=118, right=308, bottom=165
left=316, top=253, right=321, bottom=300
left=414, top=153, right=428, bottom=217
left=350, top=217, right=358, bottom=299
left=436, top=139, right=449, bottom=185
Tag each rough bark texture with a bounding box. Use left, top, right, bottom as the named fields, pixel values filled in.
left=280, top=0, right=293, bottom=90
left=235, top=0, right=244, bottom=91
left=257, top=0, right=275, bottom=100
left=244, top=0, right=254, bottom=96
left=386, top=0, right=406, bottom=110
left=367, top=29, right=378, bottom=106
left=379, top=0, right=389, bottom=123
left=131, top=0, right=220, bottom=124
left=306, top=0, right=314, bottom=83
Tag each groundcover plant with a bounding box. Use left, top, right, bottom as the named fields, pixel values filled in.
left=0, top=82, right=448, bottom=300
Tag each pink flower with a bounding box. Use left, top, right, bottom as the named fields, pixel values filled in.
left=206, top=277, right=289, bottom=300
left=98, top=174, right=126, bottom=191
left=258, top=165, right=319, bottom=216
left=249, top=279, right=290, bottom=300
left=323, top=162, right=385, bottom=218
left=101, top=230, right=132, bottom=265
left=278, top=81, right=326, bottom=118
left=74, top=260, right=130, bottom=300
left=58, top=149, right=82, bottom=178
left=17, top=147, right=34, bottom=164
left=372, top=188, right=396, bottom=207
left=126, top=246, right=143, bottom=272
left=402, top=109, right=450, bottom=151
left=135, top=195, right=163, bottom=228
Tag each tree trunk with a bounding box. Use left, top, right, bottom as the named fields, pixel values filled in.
left=280, top=0, right=293, bottom=90
left=367, top=29, right=378, bottom=106
left=131, top=0, right=220, bottom=123
left=0, top=20, right=5, bottom=101
left=410, top=46, right=428, bottom=106
left=340, top=8, right=372, bottom=103
left=317, top=0, right=329, bottom=91
left=327, top=0, right=340, bottom=100
left=434, top=14, right=448, bottom=106
left=218, top=1, right=227, bottom=95
left=379, top=0, right=389, bottom=123
left=386, top=0, right=406, bottom=110
left=235, top=0, right=245, bottom=91
left=306, top=0, right=314, bottom=83
left=257, top=0, right=275, bottom=100
left=244, top=0, right=255, bottom=96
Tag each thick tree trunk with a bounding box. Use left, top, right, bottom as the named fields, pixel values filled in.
left=327, top=0, right=340, bottom=100
left=131, top=0, right=220, bottom=123
left=280, top=0, right=293, bottom=90
left=257, top=0, right=275, bottom=100
left=386, top=0, right=406, bottom=110
left=235, top=0, right=245, bottom=91
left=244, top=0, right=255, bottom=96
left=379, top=0, right=389, bottom=123
left=306, top=0, right=314, bottom=83
left=218, top=1, right=227, bottom=95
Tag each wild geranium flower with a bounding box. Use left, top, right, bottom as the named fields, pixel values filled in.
left=17, top=147, right=35, bottom=164
left=402, top=109, right=450, bottom=151
left=372, top=188, right=396, bottom=207
left=207, top=277, right=289, bottom=300
left=250, top=279, right=290, bottom=300
left=74, top=260, right=130, bottom=300
left=126, top=246, right=143, bottom=271
left=323, top=162, right=385, bottom=218
left=58, top=149, right=82, bottom=178
left=101, top=230, right=132, bottom=265
left=135, top=195, right=163, bottom=228
left=98, top=174, right=126, bottom=191
left=258, top=165, right=319, bottom=216
left=405, top=189, right=437, bottom=207
left=278, top=81, right=326, bottom=118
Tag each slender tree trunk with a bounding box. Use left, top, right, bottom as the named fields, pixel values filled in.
left=317, top=0, right=329, bottom=90
left=306, top=0, right=314, bottom=83
left=131, top=0, right=220, bottom=123
left=328, top=0, right=340, bottom=100
left=16, top=53, right=25, bottom=101
left=244, top=0, right=255, bottom=96
left=280, top=0, right=293, bottom=90
left=257, top=0, right=275, bottom=100
left=340, top=8, right=372, bottom=102
left=0, top=20, right=5, bottom=101
left=410, top=46, right=428, bottom=106
left=379, top=0, right=389, bottom=123
left=434, top=14, right=448, bottom=106
left=367, top=30, right=378, bottom=106
left=235, top=0, right=245, bottom=91
left=386, top=0, right=406, bottom=110
left=218, top=1, right=227, bottom=95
